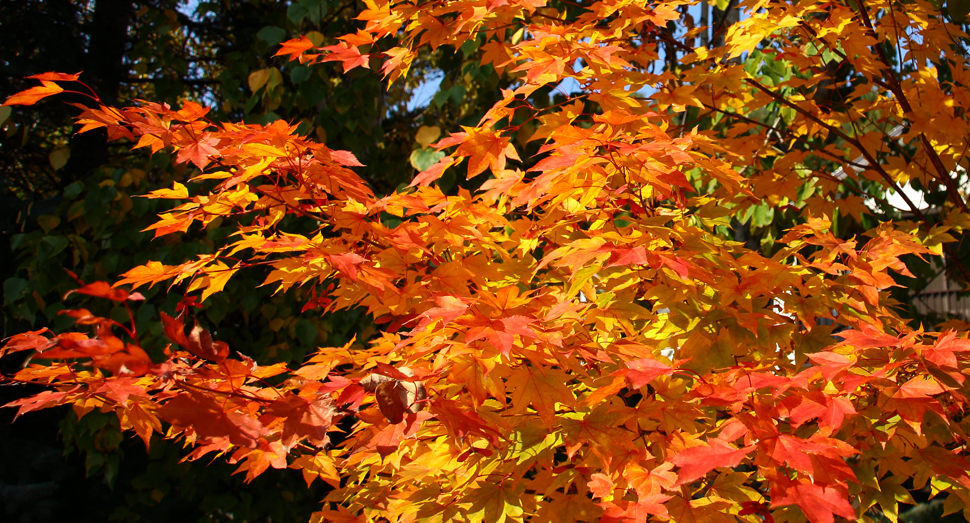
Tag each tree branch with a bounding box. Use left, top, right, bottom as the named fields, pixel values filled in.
left=854, top=0, right=968, bottom=213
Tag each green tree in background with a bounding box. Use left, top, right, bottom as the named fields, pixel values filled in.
left=1, top=1, right=438, bottom=521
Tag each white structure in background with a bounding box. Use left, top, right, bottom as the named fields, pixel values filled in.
left=834, top=125, right=970, bottom=321
left=884, top=171, right=970, bottom=321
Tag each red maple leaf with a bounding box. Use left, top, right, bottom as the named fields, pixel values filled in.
left=599, top=493, right=672, bottom=522
left=95, top=377, right=150, bottom=405
left=0, top=328, right=52, bottom=355
left=363, top=411, right=433, bottom=457
left=462, top=314, right=537, bottom=356
left=5, top=389, right=72, bottom=419
left=328, top=252, right=367, bottom=281
left=158, top=391, right=267, bottom=448
left=670, top=438, right=752, bottom=485
left=625, top=358, right=673, bottom=389
left=772, top=478, right=855, bottom=523
left=266, top=392, right=335, bottom=448
left=319, top=42, right=370, bottom=72
left=66, top=280, right=140, bottom=302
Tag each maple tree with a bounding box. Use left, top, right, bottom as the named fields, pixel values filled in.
left=4, top=0, right=970, bottom=522
left=2, top=3, right=441, bottom=520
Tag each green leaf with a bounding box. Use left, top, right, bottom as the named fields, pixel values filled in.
left=257, top=26, right=287, bottom=46
left=38, top=235, right=69, bottom=260
left=295, top=319, right=318, bottom=347
left=567, top=263, right=601, bottom=300
left=299, top=0, right=328, bottom=23
left=751, top=204, right=775, bottom=227
left=63, top=181, right=83, bottom=200
left=287, top=4, right=309, bottom=24
left=3, top=277, right=29, bottom=306
left=409, top=147, right=445, bottom=172
left=448, top=84, right=467, bottom=106
left=290, top=65, right=311, bottom=84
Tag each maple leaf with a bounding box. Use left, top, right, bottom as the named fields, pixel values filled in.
left=409, top=156, right=456, bottom=187
left=95, top=377, right=150, bottom=405
left=670, top=438, right=752, bottom=485
left=28, top=71, right=82, bottom=82
left=835, top=325, right=900, bottom=349
left=160, top=311, right=190, bottom=348
left=328, top=252, right=367, bottom=281
left=183, top=320, right=229, bottom=362
left=600, top=494, right=673, bottom=522
left=176, top=136, right=220, bottom=170
left=789, top=393, right=855, bottom=432
left=5, top=389, right=72, bottom=419
left=588, top=473, right=614, bottom=498
left=454, top=128, right=521, bottom=179
left=418, top=295, right=472, bottom=328
left=329, top=149, right=365, bottom=167
left=144, top=182, right=189, bottom=199
left=267, top=392, right=335, bottom=448
left=3, top=81, right=64, bottom=106
left=310, top=505, right=365, bottom=523
left=428, top=398, right=501, bottom=446
left=230, top=440, right=288, bottom=482
left=0, top=328, right=52, bottom=356
left=915, top=446, right=970, bottom=489
left=380, top=46, right=413, bottom=82
left=158, top=391, right=267, bottom=448
left=462, top=479, right=526, bottom=523
left=361, top=411, right=433, bottom=457
left=66, top=280, right=142, bottom=302
left=772, top=479, right=856, bottom=523
left=663, top=497, right=733, bottom=523
left=275, top=35, right=316, bottom=60
left=625, top=358, right=674, bottom=388
left=291, top=452, right=341, bottom=488
left=319, top=42, right=370, bottom=72
left=119, top=402, right=162, bottom=449
left=463, top=314, right=538, bottom=356
left=508, top=366, right=574, bottom=428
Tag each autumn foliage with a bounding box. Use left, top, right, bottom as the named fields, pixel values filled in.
left=4, top=0, right=970, bottom=521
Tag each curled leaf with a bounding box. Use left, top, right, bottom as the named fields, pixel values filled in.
left=186, top=320, right=229, bottom=362
left=27, top=71, right=82, bottom=82
left=160, top=311, right=190, bottom=348
left=65, top=280, right=134, bottom=302
left=375, top=380, right=407, bottom=424
left=0, top=328, right=52, bottom=356
left=360, top=373, right=394, bottom=392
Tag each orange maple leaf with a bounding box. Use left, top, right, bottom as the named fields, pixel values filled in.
left=275, top=35, right=316, bottom=61
left=3, top=81, right=64, bottom=106
left=319, top=42, right=371, bottom=73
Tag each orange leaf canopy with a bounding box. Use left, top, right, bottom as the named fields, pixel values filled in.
left=4, top=0, right=970, bottom=522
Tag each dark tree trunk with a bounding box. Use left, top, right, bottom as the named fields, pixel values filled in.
left=62, top=0, right=135, bottom=185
